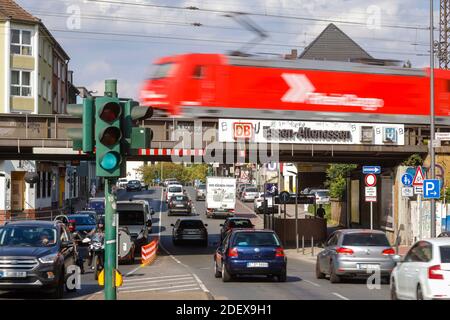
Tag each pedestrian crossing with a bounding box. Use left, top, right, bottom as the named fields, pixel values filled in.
left=119, top=273, right=203, bottom=294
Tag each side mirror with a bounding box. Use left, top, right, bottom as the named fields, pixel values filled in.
left=393, top=255, right=402, bottom=263
left=170, top=224, right=174, bottom=227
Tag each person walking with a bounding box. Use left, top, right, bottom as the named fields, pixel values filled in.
left=316, top=204, right=326, bottom=219
left=90, top=182, right=96, bottom=199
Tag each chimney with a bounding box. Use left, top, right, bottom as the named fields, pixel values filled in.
left=285, top=49, right=298, bottom=60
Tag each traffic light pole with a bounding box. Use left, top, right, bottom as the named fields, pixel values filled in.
left=104, top=178, right=117, bottom=300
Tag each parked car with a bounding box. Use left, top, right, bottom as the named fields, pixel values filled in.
left=196, top=184, right=206, bottom=201
left=240, top=186, right=260, bottom=202
left=254, top=193, right=278, bottom=214
left=67, top=214, right=97, bottom=236
left=390, top=238, right=450, bottom=300
left=168, top=195, right=192, bottom=215
left=166, top=184, right=184, bottom=203
left=214, top=229, right=287, bottom=282
left=126, top=180, right=142, bottom=192
left=86, top=197, right=105, bottom=216
left=237, top=184, right=254, bottom=199
left=219, top=217, right=254, bottom=242
left=171, top=219, right=208, bottom=246
left=117, top=178, right=128, bottom=189
left=0, top=220, right=78, bottom=299
left=316, top=229, right=396, bottom=283
left=309, top=189, right=330, bottom=205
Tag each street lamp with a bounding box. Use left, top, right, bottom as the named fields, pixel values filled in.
left=430, top=0, right=436, bottom=238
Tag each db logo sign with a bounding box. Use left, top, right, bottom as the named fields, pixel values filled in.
left=233, top=123, right=252, bottom=140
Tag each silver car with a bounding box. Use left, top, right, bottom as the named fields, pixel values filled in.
left=316, top=229, right=396, bottom=283
left=240, top=186, right=259, bottom=202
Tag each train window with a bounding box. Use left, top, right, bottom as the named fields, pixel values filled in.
left=447, top=80, right=450, bottom=92
left=192, top=65, right=205, bottom=79
left=151, top=63, right=175, bottom=79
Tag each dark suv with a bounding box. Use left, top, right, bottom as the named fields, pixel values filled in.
left=0, top=220, right=78, bottom=299
left=126, top=180, right=142, bottom=192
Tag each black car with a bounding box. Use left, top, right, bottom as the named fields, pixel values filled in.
left=171, top=219, right=208, bottom=246
left=220, top=217, right=254, bottom=242
left=168, top=195, right=192, bottom=215
left=126, top=180, right=142, bottom=192
left=0, top=220, right=78, bottom=298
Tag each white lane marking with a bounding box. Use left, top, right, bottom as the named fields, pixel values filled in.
left=120, top=283, right=199, bottom=294
left=332, top=292, right=350, bottom=300
left=120, top=280, right=198, bottom=291
left=168, top=288, right=201, bottom=293
left=192, top=273, right=210, bottom=294
left=124, top=274, right=191, bottom=282
left=303, top=279, right=321, bottom=287
left=125, top=265, right=142, bottom=277
left=124, top=276, right=194, bottom=284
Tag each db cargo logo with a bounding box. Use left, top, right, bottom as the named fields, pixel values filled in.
left=234, top=123, right=253, bottom=139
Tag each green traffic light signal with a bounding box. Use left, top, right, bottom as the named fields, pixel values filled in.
left=67, top=97, right=94, bottom=152
left=95, top=96, right=125, bottom=177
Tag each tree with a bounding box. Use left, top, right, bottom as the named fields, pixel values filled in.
left=137, top=163, right=209, bottom=185
left=402, top=154, right=423, bottom=167
left=324, top=164, right=357, bottom=200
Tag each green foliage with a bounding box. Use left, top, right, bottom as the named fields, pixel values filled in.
left=138, top=163, right=208, bottom=185
left=444, top=186, right=450, bottom=202
left=402, top=154, right=423, bottom=167
left=324, top=164, right=357, bottom=200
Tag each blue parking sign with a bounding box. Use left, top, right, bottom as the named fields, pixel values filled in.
left=423, top=179, right=441, bottom=199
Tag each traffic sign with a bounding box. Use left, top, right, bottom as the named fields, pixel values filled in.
left=278, top=191, right=291, bottom=204
left=435, top=132, right=450, bottom=140
left=365, top=187, right=377, bottom=202
left=401, top=173, right=413, bottom=186
left=402, top=187, right=414, bottom=197
left=424, top=179, right=441, bottom=199
left=414, top=186, right=423, bottom=195
left=362, top=166, right=381, bottom=174
left=365, top=174, right=377, bottom=187
left=412, top=166, right=425, bottom=186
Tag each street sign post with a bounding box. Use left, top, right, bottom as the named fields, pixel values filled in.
left=362, top=166, right=381, bottom=175
left=364, top=173, right=377, bottom=230
left=424, top=179, right=441, bottom=199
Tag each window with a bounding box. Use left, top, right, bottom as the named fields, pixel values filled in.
left=405, top=241, right=433, bottom=262
left=42, top=173, right=46, bottom=198
left=36, top=172, right=41, bottom=199
left=192, top=65, right=205, bottom=79
left=11, top=70, right=32, bottom=97
left=47, top=81, right=51, bottom=102
left=342, top=233, right=390, bottom=247
left=47, top=172, right=51, bottom=198
left=11, top=29, right=32, bottom=56
left=440, top=246, right=450, bottom=263
left=39, top=38, right=43, bottom=57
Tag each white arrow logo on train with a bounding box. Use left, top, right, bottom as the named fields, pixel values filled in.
left=281, top=73, right=315, bottom=103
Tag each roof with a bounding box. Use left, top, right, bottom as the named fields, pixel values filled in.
left=421, top=238, right=450, bottom=245
left=299, top=23, right=373, bottom=62
left=0, top=0, right=39, bottom=23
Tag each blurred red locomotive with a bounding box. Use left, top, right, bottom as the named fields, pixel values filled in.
left=140, top=53, right=450, bottom=124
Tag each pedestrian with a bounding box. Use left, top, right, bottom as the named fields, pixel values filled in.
left=316, top=204, right=326, bottom=219
left=90, top=183, right=96, bottom=199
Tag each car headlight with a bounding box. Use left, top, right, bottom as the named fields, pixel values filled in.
left=39, top=253, right=58, bottom=264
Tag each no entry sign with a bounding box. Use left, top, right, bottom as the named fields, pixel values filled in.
left=365, top=174, right=377, bottom=187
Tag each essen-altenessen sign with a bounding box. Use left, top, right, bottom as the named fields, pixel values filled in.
left=218, top=119, right=405, bottom=145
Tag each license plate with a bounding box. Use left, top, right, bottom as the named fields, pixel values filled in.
left=0, top=271, right=27, bottom=278
left=359, top=264, right=380, bottom=270
left=176, top=204, right=185, bottom=207
left=247, top=262, right=269, bottom=268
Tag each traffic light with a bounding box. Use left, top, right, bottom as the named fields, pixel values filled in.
left=67, top=97, right=95, bottom=152
left=122, top=99, right=153, bottom=152
left=95, top=96, right=125, bottom=177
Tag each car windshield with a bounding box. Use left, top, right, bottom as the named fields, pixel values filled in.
left=440, top=246, right=450, bottom=263
left=316, top=191, right=329, bottom=197
left=89, top=201, right=105, bottom=210
left=179, top=220, right=204, bottom=229
left=151, top=63, right=176, bottom=79
left=229, top=220, right=253, bottom=228
left=245, top=188, right=258, bottom=192
left=232, top=232, right=280, bottom=247
left=69, top=215, right=96, bottom=226
left=169, top=186, right=182, bottom=193
left=342, top=233, right=390, bottom=247
left=129, top=180, right=140, bottom=184
left=0, top=226, right=57, bottom=247
left=198, top=184, right=206, bottom=190
left=172, top=196, right=187, bottom=201
left=118, top=211, right=145, bottom=225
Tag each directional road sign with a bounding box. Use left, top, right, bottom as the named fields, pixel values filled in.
left=401, top=173, right=413, bottom=186
left=424, top=179, right=441, bottom=199
left=278, top=191, right=291, bottom=204
left=363, top=166, right=381, bottom=174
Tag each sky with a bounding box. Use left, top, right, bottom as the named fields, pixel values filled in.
left=16, top=0, right=434, bottom=100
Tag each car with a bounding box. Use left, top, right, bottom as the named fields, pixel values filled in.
left=171, top=218, right=208, bottom=246
left=126, top=180, right=142, bottom=192
left=168, top=195, right=192, bottom=215
left=196, top=184, right=206, bottom=201
left=309, top=189, right=330, bottom=205
left=219, top=217, right=254, bottom=242
left=214, top=229, right=287, bottom=282
left=166, top=184, right=184, bottom=203
left=438, top=231, right=450, bottom=237
left=0, top=220, right=78, bottom=299
left=66, top=214, right=97, bottom=236
left=254, top=192, right=278, bottom=214
left=390, top=238, right=450, bottom=300
left=240, top=186, right=260, bottom=202
left=164, top=178, right=178, bottom=187
left=117, top=178, right=128, bottom=189
left=74, top=210, right=98, bottom=221
left=237, top=184, right=254, bottom=199
left=86, top=197, right=105, bottom=216
left=316, top=229, right=396, bottom=283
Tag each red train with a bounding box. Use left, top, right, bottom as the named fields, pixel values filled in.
left=140, top=53, right=450, bottom=124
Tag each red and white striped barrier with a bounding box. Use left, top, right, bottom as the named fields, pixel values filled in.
left=141, top=239, right=159, bottom=265
left=138, top=148, right=205, bottom=156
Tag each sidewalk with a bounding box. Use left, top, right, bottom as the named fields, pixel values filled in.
left=86, top=290, right=210, bottom=300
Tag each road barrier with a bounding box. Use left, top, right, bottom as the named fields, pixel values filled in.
left=141, top=239, right=159, bottom=265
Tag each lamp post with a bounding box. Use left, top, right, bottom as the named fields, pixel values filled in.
left=430, top=0, right=437, bottom=238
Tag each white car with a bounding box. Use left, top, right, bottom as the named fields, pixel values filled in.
left=117, top=178, right=128, bottom=189
left=166, top=184, right=184, bottom=203
left=253, top=193, right=277, bottom=214
left=391, top=238, right=450, bottom=300
left=240, top=186, right=259, bottom=202
left=309, top=189, right=330, bottom=204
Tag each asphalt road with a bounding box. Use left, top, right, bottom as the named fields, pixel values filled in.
left=0, top=186, right=390, bottom=300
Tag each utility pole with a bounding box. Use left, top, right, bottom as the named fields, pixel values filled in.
left=439, top=0, right=450, bottom=68
left=431, top=0, right=437, bottom=238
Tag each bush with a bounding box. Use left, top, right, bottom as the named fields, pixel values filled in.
left=324, top=164, right=357, bottom=200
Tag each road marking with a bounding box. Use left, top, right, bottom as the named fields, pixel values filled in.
left=124, top=274, right=191, bottom=282
left=125, top=265, right=143, bottom=277
left=124, top=276, right=193, bottom=284
left=168, top=288, right=201, bottom=293
left=120, top=280, right=198, bottom=291
left=120, top=283, right=199, bottom=294
left=303, top=279, right=321, bottom=287
left=192, top=273, right=210, bottom=294
left=332, top=292, right=350, bottom=300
